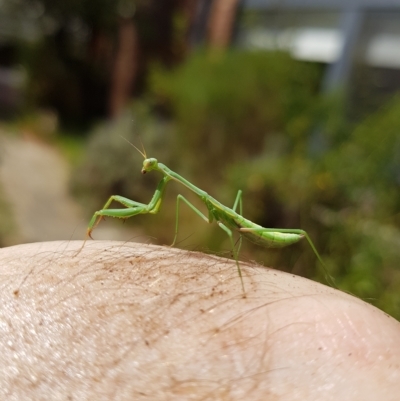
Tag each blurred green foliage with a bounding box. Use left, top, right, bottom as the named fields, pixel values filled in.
left=150, top=51, right=323, bottom=186
left=73, top=50, right=400, bottom=319
left=0, top=183, right=16, bottom=247
left=225, top=97, right=400, bottom=315
left=10, top=0, right=187, bottom=125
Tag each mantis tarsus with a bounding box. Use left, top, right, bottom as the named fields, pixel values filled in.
left=86, top=145, right=331, bottom=293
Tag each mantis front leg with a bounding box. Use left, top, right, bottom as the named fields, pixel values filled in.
left=87, top=176, right=171, bottom=238
left=87, top=195, right=147, bottom=237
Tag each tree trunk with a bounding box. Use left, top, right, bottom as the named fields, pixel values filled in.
left=207, top=0, right=240, bottom=48
left=109, top=18, right=139, bottom=118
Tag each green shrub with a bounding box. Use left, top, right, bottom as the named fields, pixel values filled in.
left=225, top=96, right=400, bottom=317
left=150, top=50, right=323, bottom=186
left=76, top=50, right=400, bottom=319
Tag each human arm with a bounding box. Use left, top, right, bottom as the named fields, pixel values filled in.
left=0, top=241, right=399, bottom=400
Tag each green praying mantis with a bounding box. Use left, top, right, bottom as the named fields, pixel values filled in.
left=86, top=143, right=331, bottom=293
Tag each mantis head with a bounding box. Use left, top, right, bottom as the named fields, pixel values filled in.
left=141, top=158, right=158, bottom=174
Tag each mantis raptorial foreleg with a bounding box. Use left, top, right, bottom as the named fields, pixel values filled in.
left=88, top=196, right=148, bottom=238
left=87, top=176, right=170, bottom=238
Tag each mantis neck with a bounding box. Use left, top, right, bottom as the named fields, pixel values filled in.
left=158, top=163, right=208, bottom=198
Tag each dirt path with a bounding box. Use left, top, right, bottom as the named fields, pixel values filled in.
left=0, top=132, right=138, bottom=245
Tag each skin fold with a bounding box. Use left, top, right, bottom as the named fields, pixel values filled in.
left=0, top=241, right=399, bottom=400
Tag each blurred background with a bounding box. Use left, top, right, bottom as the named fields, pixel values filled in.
left=0, top=0, right=400, bottom=318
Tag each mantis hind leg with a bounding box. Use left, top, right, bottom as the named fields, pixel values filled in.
left=240, top=227, right=335, bottom=287
left=218, top=222, right=245, bottom=293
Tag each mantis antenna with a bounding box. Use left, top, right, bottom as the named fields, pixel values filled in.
left=119, top=135, right=147, bottom=159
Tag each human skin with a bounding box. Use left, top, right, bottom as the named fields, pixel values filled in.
left=0, top=241, right=399, bottom=400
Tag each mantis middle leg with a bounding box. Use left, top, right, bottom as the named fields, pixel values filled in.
left=171, top=194, right=245, bottom=292
left=217, top=222, right=245, bottom=293
left=232, top=190, right=243, bottom=214
left=171, top=194, right=211, bottom=246
left=232, top=190, right=244, bottom=255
